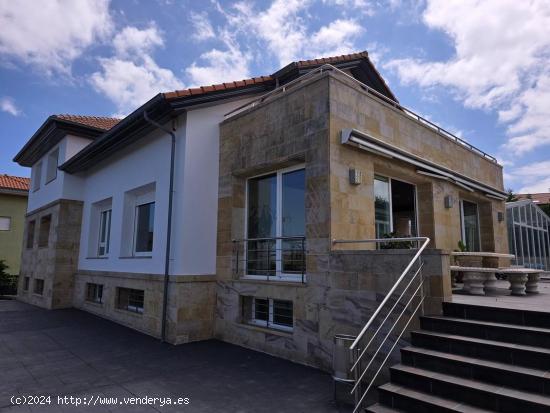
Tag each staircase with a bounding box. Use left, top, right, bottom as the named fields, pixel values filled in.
left=367, top=302, right=550, bottom=413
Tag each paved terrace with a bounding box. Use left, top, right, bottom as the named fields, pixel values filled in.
left=0, top=300, right=347, bottom=413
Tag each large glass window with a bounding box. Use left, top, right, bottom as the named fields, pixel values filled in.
left=32, top=162, right=42, bottom=192
left=246, top=167, right=305, bottom=279
left=461, top=200, right=480, bottom=251
left=374, top=175, right=417, bottom=238
left=0, top=217, right=10, bottom=231
left=98, top=209, right=112, bottom=256
left=134, top=202, right=155, bottom=254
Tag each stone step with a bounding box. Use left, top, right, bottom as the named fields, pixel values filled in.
left=364, top=403, right=403, bottom=413
left=420, top=315, right=550, bottom=348
left=377, top=383, right=493, bottom=413
left=410, top=330, right=550, bottom=370
left=443, top=302, right=550, bottom=329
left=400, top=346, right=550, bottom=396
left=390, top=364, right=550, bottom=413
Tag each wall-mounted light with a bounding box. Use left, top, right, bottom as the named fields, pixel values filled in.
left=444, top=195, right=454, bottom=209
left=349, top=168, right=362, bottom=185
left=497, top=211, right=504, bottom=222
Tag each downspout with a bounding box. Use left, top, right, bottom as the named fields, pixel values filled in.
left=143, top=111, right=176, bottom=343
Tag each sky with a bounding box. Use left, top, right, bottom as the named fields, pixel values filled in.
left=0, top=0, right=549, bottom=194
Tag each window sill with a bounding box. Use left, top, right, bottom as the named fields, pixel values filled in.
left=118, top=255, right=152, bottom=259
left=84, top=300, right=103, bottom=307
left=114, top=308, right=144, bottom=317
left=32, top=293, right=44, bottom=297
left=238, top=322, right=293, bottom=337
left=45, top=177, right=56, bottom=185
left=86, top=256, right=109, bottom=260
left=237, top=277, right=307, bottom=287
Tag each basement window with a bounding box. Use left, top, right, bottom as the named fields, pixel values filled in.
left=243, top=296, right=294, bottom=332
left=116, top=287, right=144, bottom=314
left=86, top=283, right=103, bottom=304
left=23, top=277, right=29, bottom=291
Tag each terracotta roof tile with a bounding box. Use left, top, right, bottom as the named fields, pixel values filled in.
left=0, top=174, right=30, bottom=191
left=161, top=52, right=378, bottom=102
left=54, top=114, right=121, bottom=131
left=518, top=193, right=550, bottom=204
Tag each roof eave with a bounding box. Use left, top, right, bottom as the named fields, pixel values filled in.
left=13, top=117, right=107, bottom=167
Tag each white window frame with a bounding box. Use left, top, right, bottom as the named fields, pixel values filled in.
left=0, top=217, right=11, bottom=231
left=460, top=199, right=481, bottom=251
left=244, top=164, right=306, bottom=282
left=45, top=147, right=59, bottom=184
left=374, top=174, right=419, bottom=238
left=250, top=297, right=293, bottom=332
left=97, top=208, right=112, bottom=257
left=32, top=161, right=42, bottom=192
left=132, top=192, right=155, bottom=257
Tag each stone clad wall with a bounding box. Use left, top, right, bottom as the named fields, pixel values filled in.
left=18, top=199, right=83, bottom=309
left=73, top=271, right=216, bottom=344
left=216, top=73, right=453, bottom=370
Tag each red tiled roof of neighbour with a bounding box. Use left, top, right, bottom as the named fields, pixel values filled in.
left=54, top=114, right=121, bottom=131
left=0, top=174, right=30, bottom=191
left=518, top=193, right=550, bottom=205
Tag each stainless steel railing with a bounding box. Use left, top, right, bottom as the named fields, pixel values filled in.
left=332, top=236, right=431, bottom=412
left=232, top=236, right=306, bottom=283
left=224, top=64, right=497, bottom=163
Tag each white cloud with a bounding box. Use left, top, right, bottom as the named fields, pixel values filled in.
left=384, top=0, right=550, bottom=157
left=0, top=96, right=21, bottom=116
left=189, top=11, right=215, bottom=41
left=185, top=31, right=250, bottom=86
left=112, top=24, right=164, bottom=57
left=213, top=0, right=364, bottom=68
left=0, top=0, right=113, bottom=74
left=506, top=161, right=550, bottom=193
left=322, top=0, right=376, bottom=16
left=90, top=25, right=183, bottom=115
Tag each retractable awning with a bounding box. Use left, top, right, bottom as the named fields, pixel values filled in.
left=341, top=128, right=507, bottom=200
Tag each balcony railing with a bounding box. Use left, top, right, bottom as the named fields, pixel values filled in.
left=232, top=236, right=306, bottom=283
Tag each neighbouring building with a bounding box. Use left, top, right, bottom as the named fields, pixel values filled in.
left=13, top=52, right=508, bottom=370
left=0, top=174, right=29, bottom=276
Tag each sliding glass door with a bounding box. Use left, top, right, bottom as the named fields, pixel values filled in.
left=246, top=167, right=305, bottom=279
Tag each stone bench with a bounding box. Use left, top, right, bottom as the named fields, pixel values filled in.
left=450, top=266, right=498, bottom=296
left=496, top=268, right=541, bottom=296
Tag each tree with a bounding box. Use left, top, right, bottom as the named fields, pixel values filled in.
left=541, top=204, right=550, bottom=218
left=506, top=188, right=518, bottom=202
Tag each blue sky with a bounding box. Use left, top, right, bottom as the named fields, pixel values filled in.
left=1, top=0, right=549, bottom=193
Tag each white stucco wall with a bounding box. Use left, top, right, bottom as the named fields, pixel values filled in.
left=27, top=135, right=90, bottom=213
left=76, top=97, right=254, bottom=276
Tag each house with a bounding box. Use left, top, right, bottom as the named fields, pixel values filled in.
left=0, top=174, right=29, bottom=276
left=13, top=51, right=508, bottom=371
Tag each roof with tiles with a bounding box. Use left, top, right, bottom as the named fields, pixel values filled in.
left=163, top=76, right=273, bottom=100
left=54, top=114, right=121, bottom=131
left=162, top=51, right=395, bottom=103
left=518, top=193, right=550, bottom=205
left=0, top=174, right=30, bottom=191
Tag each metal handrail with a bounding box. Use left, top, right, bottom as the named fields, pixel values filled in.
left=225, top=64, right=497, bottom=163
left=332, top=236, right=430, bottom=412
